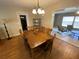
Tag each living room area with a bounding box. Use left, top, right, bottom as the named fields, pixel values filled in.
left=52, top=8, right=79, bottom=47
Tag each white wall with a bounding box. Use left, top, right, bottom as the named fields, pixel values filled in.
left=0, top=7, right=33, bottom=39
left=42, top=0, right=79, bottom=29
left=1, top=0, right=79, bottom=39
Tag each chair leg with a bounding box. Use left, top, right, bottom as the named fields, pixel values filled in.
left=30, top=49, right=34, bottom=59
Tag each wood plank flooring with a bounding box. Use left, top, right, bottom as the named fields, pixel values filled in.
left=0, top=36, right=79, bottom=59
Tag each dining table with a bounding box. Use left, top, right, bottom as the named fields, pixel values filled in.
left=23, top=29, right=53, bottom=59
left=23, top=29, right=52, bottom=49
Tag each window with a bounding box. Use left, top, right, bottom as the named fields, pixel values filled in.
left=62, top=16, right=79, bottom=29
left=73, top=16, right=79, bottom=28
left=62, top=16, right=74, bottom=27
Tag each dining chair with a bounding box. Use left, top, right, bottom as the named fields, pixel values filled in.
left=32, top=34, right=56, bottom=59
left=43, top=34, right=55, bottom=51
left=39, top=34, right=56, bottom=59
left=27, top=26, right=34, bottom=31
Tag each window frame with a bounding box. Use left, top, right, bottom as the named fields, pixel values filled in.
left=62, top=16, right=74, bottom=27
left=62, top=16, right=79, bottom=30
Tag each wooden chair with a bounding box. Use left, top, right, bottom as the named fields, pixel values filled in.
left=42, top=34, right=56, bottom=59
left=31, top=34, right=56, bottom=59
left=27, top=26, right=34, bottom=31
left=41, top=34, right=56, bottom=52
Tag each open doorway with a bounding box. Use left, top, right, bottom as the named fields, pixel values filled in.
left=20, top=15, right=27, bottom=31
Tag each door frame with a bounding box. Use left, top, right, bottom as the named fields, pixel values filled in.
left=16, top=12, right=30, bottom=32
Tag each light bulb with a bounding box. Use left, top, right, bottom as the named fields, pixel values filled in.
left=41, top=10, right=45, bottom=14
left=32, top=9, right=37, bottom=14
left=76, top=11, right=79, bottom=14
left=37, top=8, right=42, bottom=14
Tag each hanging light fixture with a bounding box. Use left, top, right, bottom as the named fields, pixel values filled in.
left=76, top=11, right=79, bottom=14
left=32, top=0, right=45, bottom=15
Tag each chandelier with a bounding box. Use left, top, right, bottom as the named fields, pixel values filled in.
left=32, top=0, right=45, bottom=15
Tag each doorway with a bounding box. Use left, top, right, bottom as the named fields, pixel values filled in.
left=20, top=15, right=27, bottom=31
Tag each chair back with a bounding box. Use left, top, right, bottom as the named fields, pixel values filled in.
left=40, top=34, right=56, bottom=51
left=67, top=25, right=73, bottom=31
left=27, top=26, right=34, bottom=31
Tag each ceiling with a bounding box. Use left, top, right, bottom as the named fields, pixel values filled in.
left=0, top=0, right=59, bottom=9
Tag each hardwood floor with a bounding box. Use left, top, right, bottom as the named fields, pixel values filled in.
left=52, top=38, right=79, bottom=59
left=0, top=36, right=79, bottom=59
left=0, top=36, right=31, bottom=59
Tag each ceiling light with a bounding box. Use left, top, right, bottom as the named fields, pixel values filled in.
left=76, top=11, right=79, bottom=14
left=32, top=9, right=37, bottom=14
left=32, top=0, right=45, bottom=15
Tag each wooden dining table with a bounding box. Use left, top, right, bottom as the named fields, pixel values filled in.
left=23, top=30, right=52, bottom=49
left=23, top=29, right=53, bottom=59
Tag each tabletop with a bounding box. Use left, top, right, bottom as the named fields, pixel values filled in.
left=23, top=30, right=52, bottom=49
